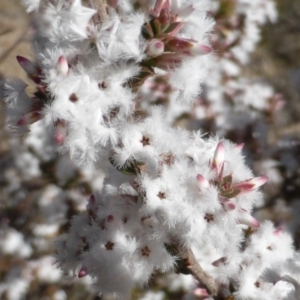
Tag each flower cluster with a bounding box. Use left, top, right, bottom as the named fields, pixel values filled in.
left=56, top=138, right=265, bottom=297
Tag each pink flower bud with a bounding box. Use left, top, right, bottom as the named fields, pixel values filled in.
left=16, top=56, right=41, bottom=83
left=164, top=37, right=190, bottom=54
left=57, top=56, right=69, bottom=75
left=78, top=267, right=88, bottom=278
left=151, top=53, right=183, bottom=70
left=233, top=176, right=268, bottom=193
left=220, top=198, right=236, bottom=211
left=211, top=142, right=225, bottom=174
left=196, top=174, right=209, bottom=191
left=16, top=56, right=38, bottom=76
left=147, top=39, right=164, bottom=57
left=238, top=210, right=260, bottom=228
left=190, top=44, right=212, bottom=56
left=193, top=287, right=209, bottom=297
left=151, top=0, right=169, bottom=17
left=17, top=110, right=41, bottom=126
left=165, top=37, right=211, bottom=56
left=54, top=120, right=67, bottom=145
left=54, top=132, right=65, bottom=145
left=106, top=215, right=114, bottom=222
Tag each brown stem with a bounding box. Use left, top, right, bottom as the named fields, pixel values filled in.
left=180, top=247, right=219, bottom=296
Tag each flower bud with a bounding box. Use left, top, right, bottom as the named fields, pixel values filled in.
left=147, top=39, right=164, bottom=57
left=16, top=56, right=41, bottom=83
left=196, top=174, right=209, bottom=191
left=150, top=53, right=182, bottom=70
left=220, top=198, right=236, bottom=211
left=78, top=267, right=88, bottom=278
left=54, top=120, right=67, bottom=145
left=211, top=142, right=225, bottom=176
left=165, top=37, right=211, bottom=56
left=16, top=56, right=37, bottom=75
left=151, top=0, right=169, bottom=17
left=193, top=287, right=209, bottom=297
left=233, top=176, right=268, bottom=193
left=17, top=110, right=41, bottom=126
left=238, top=210, right=260, bottom=228
left=56, top=55, right=69, bottom=75
left=106, top=215, right=114, bottom=223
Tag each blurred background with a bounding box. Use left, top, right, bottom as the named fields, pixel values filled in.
left=1, top=0, right=300, bottom=299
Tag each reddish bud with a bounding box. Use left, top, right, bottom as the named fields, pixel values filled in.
left=106, top=215, right=114, bottom=223
left=238, top=210, right=260, bottom=228
left=57, top=55, right=69, bottom=75
left=196, top=174, right=209, bottom=191
left=194, top=44, right=212, bottom=55
left=16, top=56, right=41, bottom=83
left=147, top=39, right=164, bottom=57
left=54, top=120, right=67, bottom=145
left=233, top=176, right=268, bottom=193
left=193, top=287, right=209, bottom=297
left=211, top=142, right=225, bottom=175
left=16, top=56, right=38, bottom=75
left=151, top=0, right=169, bottom=17
left=78, top=267, right=88, bottom=278
left=17, top=110, right=41, bottom=126
left=150, top=53, right=182, bottom=70
left=165, top=37, right=211, bottom=56
left=220, top=198, right=236, bottom=211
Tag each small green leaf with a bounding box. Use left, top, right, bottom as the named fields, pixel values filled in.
left=141, top=21, right=154, bottom=39
left=221, top=188, right=240, bottom=199
left=162, top=22, right=183, bottom=34
left=150, top=18, right=162, bottom=35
